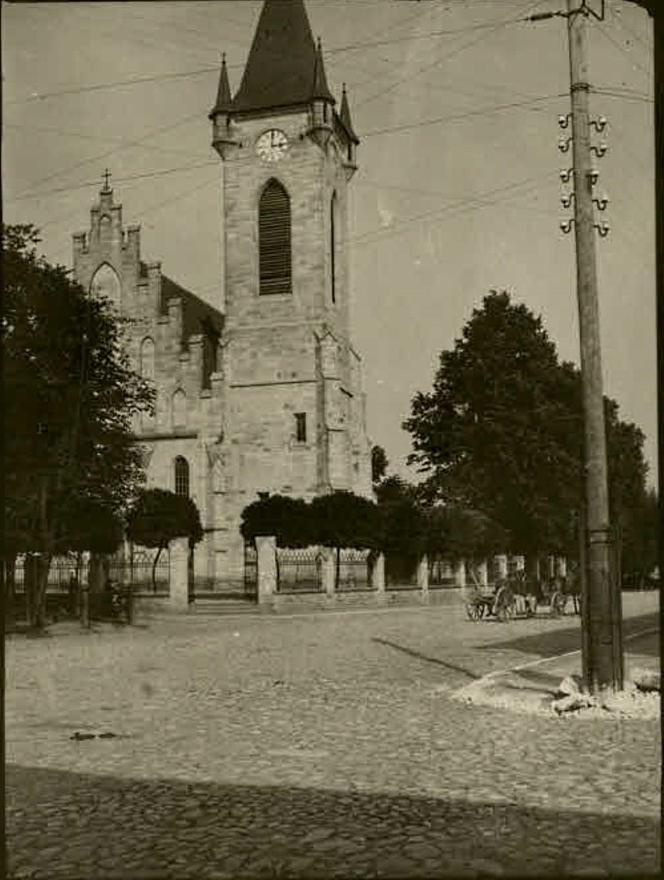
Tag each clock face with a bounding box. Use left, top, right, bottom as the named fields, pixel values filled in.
left=256, top=129, right=289, bottom=163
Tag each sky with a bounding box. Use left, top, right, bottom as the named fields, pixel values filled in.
left=3, top=0, right=656, bottom=486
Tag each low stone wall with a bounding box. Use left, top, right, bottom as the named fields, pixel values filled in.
left=267, top=586, right=462, bottom=611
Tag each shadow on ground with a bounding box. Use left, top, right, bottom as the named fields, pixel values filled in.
left=477, top=612, right=659, bottom=660
left=371, top=637, right=479, bottom=680
left=6, top=764, right=660, bottom=878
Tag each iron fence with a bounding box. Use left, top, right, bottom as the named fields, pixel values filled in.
left=385, top=554, right=418, bottom=590
left=276, top=547, right=323, bottom=593
left=335, top=549, right=372, bottom=592
left=14, top=555, right=79, bottom=592
left=109, top=551, right=169, bottom=594
left=428, top=556, right=456, bottom=589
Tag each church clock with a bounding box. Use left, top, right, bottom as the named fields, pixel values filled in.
left=256, top=129, right=289, bottom=162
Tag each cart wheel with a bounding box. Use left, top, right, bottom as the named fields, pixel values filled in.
left=550, top=591, right=567, bottom=617
left=465, top=602, right=481, bottom=621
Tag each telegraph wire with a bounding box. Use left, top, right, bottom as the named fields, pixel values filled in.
left=363, top=92, right=568, bottom=137
left=6, top=10, right=545, bottom=107
left=6, top=89, right=570, bottom=205
left=11, top=109, right=204, bottom=202
left=355, top=0, right=543, bottom=110
left=349, top=172, right=555, bottom=247
left=6, top=161, right=219, bottom=204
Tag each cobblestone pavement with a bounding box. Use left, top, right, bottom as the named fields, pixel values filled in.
left=6, top=593, right=660, bottom=878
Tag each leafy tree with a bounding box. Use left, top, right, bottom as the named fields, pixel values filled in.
left=3, top=225, right=154, bottom=627
left=404, top=291, right=586, bottom=562
left=240, top=494, right=312, bottom=548
left=373, top=476, right=425, bottom=581
left=404, top=290, right=651, bottom=576
left=310, top=491, right=381, bottom=588
left=371, top=444, right=389, bottom=486
left=125, top=489, right=203, bottom=590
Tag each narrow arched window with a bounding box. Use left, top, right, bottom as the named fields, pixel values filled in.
left=90, top=262, right=121, bottom=309
left=259, top=179, right=291, bottom=295
left=139, top=338, right=155, bottom=380
left=330, top=192, right=337, bottom=304
left=174, top=456, right=190, bottom=497
left=173, top=389, right=186, bottom=428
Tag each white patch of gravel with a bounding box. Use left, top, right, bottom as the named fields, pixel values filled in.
left=451, top=675, right=661, bottom=721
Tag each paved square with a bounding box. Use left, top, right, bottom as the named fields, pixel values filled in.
left=6, top=593, right=660, bottom=877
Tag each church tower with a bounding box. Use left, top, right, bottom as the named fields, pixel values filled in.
left=210, top=0, right=371, bottom=576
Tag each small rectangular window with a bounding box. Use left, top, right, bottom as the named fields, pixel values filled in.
left=295, top=413, right=307, bottom=443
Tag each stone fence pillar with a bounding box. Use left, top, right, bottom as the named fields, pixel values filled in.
left=370, top=552, right=385, bottom=595
left=169, top=538, right=189, bottom=611
left=496, top=554, right=509, bottom=580
left=556, top=557, right=568, bottom=578
left=417, top=554, right=429, bottom=598
left=322, top=547, right=336, bottom=597
left=256, top=536, right=277, bottom=604
left=454, top=560, right=466, bottom=588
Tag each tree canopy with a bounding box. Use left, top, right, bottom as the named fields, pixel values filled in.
left=404, top=289, right=650, bottom=562
left=3, top=224, right=154, bottom=624
left=126, top=488, right=203, bottom=589
left=371, top=444, right=389, bottom=486
left=126, top=489, right=203, bottom=550
left=240, top=494, right=312, bottom=547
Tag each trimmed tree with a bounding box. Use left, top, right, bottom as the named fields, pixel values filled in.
left=240, top=494, right=312, bottom=548
left=375, top=476, right=426, bottom=583
left=310, top=491, right=381, bottom=588
left=126, top=489, right=203, bottom=591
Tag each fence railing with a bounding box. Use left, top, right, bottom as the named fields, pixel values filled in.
left=108, top=556, right=169, bottom=594
left=428, top=556, right=456, bottom=589
left=335, top=549, right=372, bottom=592
left=276, top=548, right=324, bottom=593
left=385, top=554, right=419, bottom=590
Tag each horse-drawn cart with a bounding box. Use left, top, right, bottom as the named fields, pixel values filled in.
left=463, top=572, right=579, bottom=622
left=462, top=581, right=517, bottom=622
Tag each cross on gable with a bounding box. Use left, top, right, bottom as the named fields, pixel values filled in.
left=102, top=168, right=112, bottom=191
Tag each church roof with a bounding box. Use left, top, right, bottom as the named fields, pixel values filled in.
left=209, top=53, right=232, bottom=119
left=339, top=84, right=359, bottom=144
left=231, top=0, right=334, bottom=114
left=141, top=261, right=224, bottom=345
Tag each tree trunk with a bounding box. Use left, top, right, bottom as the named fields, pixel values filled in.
left=25, top=555, right=37, bottom=626
left=5, top=554, right=17, bottom=624
left=152, top=545, right=164, bottom=593
left=335, top=546, right=341, bottom=592
left=32, top=553, right=52, bottom=630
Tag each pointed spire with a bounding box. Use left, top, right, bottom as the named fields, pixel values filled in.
left=339, top=83, right=359, bottom=144
left=312, top=37, right=334, bottom=103
left=233, top=0, right=333, bottom=113
left=209, top=53, right=232, bottom=119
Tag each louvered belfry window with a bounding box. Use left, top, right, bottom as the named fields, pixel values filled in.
left=259, top=179, right=292, bottom=295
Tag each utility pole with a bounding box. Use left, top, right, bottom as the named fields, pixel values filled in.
left=621, top=2, right=662, bottom=671
left=565, top=0, right=623, bottom=693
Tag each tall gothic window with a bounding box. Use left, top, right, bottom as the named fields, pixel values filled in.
left=330, top=193, right=337, bottom=304
left=173, top=389, right=187, bottom=428
left=259, top=179, right=291, bottom=295
left=174, top=456, right=190, bottom=497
